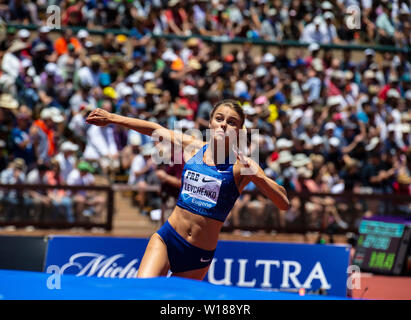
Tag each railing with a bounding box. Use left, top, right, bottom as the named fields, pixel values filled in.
left=1, top=183, right=410, bottom=235
left=6, top=23, right=410, bottom=54
left=220, top=191, right=411, bottom=234
left=0, top=184, right=114, bottom=230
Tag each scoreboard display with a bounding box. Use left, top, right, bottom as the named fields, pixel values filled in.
left=353, top=217, right=411, bottom=275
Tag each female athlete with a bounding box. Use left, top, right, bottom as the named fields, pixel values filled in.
left=86, top=99, right=290, bottom=281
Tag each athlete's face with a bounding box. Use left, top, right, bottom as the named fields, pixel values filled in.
left=209, top=106, right=242, bottom=145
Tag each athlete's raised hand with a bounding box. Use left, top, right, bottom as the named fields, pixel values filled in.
left=86, top=108, right=113, bottom=127
left=232, top=145, right=258, bottom=175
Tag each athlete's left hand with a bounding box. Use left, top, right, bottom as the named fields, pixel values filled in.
left=232, top=145, right=259, bottom=175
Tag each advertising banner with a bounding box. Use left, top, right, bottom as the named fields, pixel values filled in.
left=44, top=236, right=350, bottom=296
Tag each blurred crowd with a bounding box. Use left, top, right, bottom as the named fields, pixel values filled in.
left=1, top=0, right=411, bottom=46
left=0, top=0, right=410, bottom=230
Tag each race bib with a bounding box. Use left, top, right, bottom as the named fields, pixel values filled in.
left=181, top=170, right=222, bottom=209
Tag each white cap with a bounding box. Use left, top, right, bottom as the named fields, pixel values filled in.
left=324, top=122, right=336, bottom=131
left=61, top=141, right=79, bottom=152
left=243, top=105, right=256, bottom=115
left=321, top=1, right=333, bottom=10
left=41, top=107, right=64, bottom=123
left=161, top=50, right=177, bottom=62
left=255, top=66, right=267, bottom=78
left=329, top=137, right=340, bottom=147
left=364, top=70, right=375, bottom=79
left=331, top=70, right=345, bottom=79
left=312, top=58, right=324, bottom=72
left=18, top=29, right=30, bottom=38
left=313, top=16, right=323, bottom=25
left=387, top=123, right=397, bottom=132
left=401, top=124, right=411, bottom=133
left=143, top=71, right=155, bottom=82
left=365, top=137, right=380, bottom=151
left=278, top=151, right=293, bottom=164
left=129, top=134, right=142, bottom=146
left=312, top=135, right=324, bottom=146
left=292, top=153, right=311, bottom=168
left=308, top=43, right=320, bottom=52
left=21, top=59, right=32, bottom=68
left=121, top=86, right=133, bottom=97
left=85, top=41, right=94, bottom=48
left=40, top=108, right=53, bottom=120
left=297, top=166, right=313, bottom=179
left=262, top=52, right=275, bottom=63
left=77, top=29, right=89, bottom=39
left=276, top=138, right=293, bottom=149
left=45, top=63, right=57, bottom=74
left=290, top=108, right=304, bottom=123
left=182, top=86, right=198, bottom=96
left=327, top=95, right=342, bottom=107
left=39, top=26, right=50, bottom=33
left=387, top=88, right=400, bottom=99
left=405, top=90, right=411, bottom=100
left=290, top=96, right=304, bottom=107
left=126, top=74, right=139, bottom=84
left=364, top=48, right=375, bottom=56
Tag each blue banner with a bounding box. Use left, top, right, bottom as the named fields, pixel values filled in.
left=44, top=236, right=350, bottom=297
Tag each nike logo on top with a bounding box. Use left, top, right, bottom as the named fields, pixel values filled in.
left=202, top=177, right=216, bottom=183
left=200, top=258, right=211, bottom=263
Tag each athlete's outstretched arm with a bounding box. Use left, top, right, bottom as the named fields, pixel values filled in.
left=86, top=108, right=203, bottom=149
left=234, top=148, right=290, bottom=211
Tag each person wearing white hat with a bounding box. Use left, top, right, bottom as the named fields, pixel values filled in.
left=180, top=86, right=199, bottom=121
left=31, top=26, right=54, bottom=59
left=1, top=39, right=29, bottom=91
left=33, top=107, right=65, bottom=157
left=262, top=52, right=275, bottom=64
left=55, top=141, right=79, bottom=181
left=17, top=29, right=30, bottom=41
left=276, top=138, right=293, bottom=151
left=300, top=16, right=327, bottom=44
left=86, top=98, right=290, bottom=280
left=83, top=103, right=120, bottom=176
left=77, top=29, right=90, bottom=51
left=323, top=12, right=341, bottom=44
left=260, top=8, right=283, bottom=41
left=161, top=50, right=189, bottom=99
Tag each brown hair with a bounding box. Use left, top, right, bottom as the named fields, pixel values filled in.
left=210, top=99, right=245, bottom=127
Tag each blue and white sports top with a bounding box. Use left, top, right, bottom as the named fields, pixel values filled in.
left=176, top=144, right=240, bottom=222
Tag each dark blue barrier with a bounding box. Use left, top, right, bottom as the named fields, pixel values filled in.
left=44, top=235, right=350, bottom=297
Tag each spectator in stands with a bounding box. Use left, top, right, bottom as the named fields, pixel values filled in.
left=54, top=28, right=82, bottom=56
left=2, top=1, right=411, bottom=232
left=11, top=111, right=36, bottom=170
left=26, top=161, right=54, bottom=221
left=47, top=158, right=75, bottom=222
left=67, top=160, right=105, bottom=222
left=0, top=158, right=27, bottom=220
left=55, top=141, right=79, bottom=182
left=128, top=143, right=158, bottom=215
left=83, top=102, right=119, bottom=175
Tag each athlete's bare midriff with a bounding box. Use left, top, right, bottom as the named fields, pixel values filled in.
left=167, top=205, right=224, bottom=251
